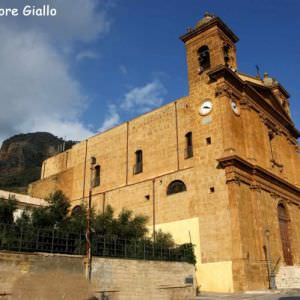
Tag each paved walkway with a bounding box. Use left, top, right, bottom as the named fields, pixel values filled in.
left=195, top=289, right=300, bottom=300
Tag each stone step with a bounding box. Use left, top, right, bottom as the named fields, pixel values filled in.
left=276, top=266, right=300, bottom=289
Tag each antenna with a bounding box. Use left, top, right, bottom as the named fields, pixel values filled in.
left=256, top=65, right=261, bottom=80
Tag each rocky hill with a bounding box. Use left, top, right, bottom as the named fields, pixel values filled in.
left=0, top=132, right=75, bottom=193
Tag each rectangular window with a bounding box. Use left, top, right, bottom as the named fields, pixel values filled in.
left=185, top=132, right=193, bottom=159
left=93, top=165, right=100, bottom=187
left=206, top=137, right=212, bottom=145
left=134, top=150, right=143, bottom=174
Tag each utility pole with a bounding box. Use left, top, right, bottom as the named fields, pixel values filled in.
left=86, top=156, right=96, bottom=282
left=264, top=228, right=277, bottom=290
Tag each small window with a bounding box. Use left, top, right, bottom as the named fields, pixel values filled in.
left=167, top=180, right=187, bottom=195
left=134, top=150, right=143, bottom=174
left=206, top=137, right=212, bottom=145
left=185, top=132, right=193, bottom=159
left=93, top=165, right=100, bottom=187
left=198, top=45, right=211, bottom=71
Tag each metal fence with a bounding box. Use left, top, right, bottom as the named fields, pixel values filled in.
left=0, top=223, right=194, bottom=263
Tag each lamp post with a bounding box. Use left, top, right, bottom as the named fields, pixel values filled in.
left=86, top=157, right=96, bottom=282
left=264, top=228, right=276, bottom=290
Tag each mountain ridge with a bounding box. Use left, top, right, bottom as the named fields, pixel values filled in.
left=0, top=132, right=75, bottom=193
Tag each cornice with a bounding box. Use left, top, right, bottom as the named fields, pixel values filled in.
left=217, top=155, right=300, bottom=201
left=274, top=83, right=290, bottom=99
left=208, top=65, right=245, bottom=90
left=244, top=79, right=289, bottom=102
left=208, top=65, right=300, bottom=139
left=180, top=17, right=239, bottom=44
left=245, top=84, right=292, bottom=126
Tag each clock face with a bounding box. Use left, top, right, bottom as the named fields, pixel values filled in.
left=231, top=100, right=240, bottom=115
left=199, top=100, right=213, bottom=116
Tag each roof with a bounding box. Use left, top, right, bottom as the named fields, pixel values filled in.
left=180, top=14, right=239, bottom=43
left=0, top=190, right=47, bottom=207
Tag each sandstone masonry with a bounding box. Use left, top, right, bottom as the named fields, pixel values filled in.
left=29, top=14, right=300, bottom=292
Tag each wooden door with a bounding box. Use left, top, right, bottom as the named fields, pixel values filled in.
left=278, top=204, right=293, bottom=265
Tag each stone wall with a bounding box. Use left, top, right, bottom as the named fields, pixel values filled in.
left=0, top=251, right=195, bottom=300
left=276, top=266, right=300, bottom=289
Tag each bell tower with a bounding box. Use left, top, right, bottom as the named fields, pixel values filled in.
left=180, top=13, right=239, bottom=94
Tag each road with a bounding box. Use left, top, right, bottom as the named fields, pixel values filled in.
left=195, top=290, right=300, bottom=300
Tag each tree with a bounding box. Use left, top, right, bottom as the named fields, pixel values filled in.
left=65, top=204, right=88, bottom=233
left=0, top=197, right=17, bottom=224
left=31, top=190, right=70, bottom=229
left=47, top=190, right=70, bottom=227
left=153, top=229, right=175, bottom=248
left=93, top=205, right=115, bottom=236
left=93, top=206, right=149, bottom=240
left=15, top=209, right=32, bottom=228
left=0, top=191, right=195, bottom=264
left=113, top=208, right=149, bottom=240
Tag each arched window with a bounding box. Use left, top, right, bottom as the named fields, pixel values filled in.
left=71, top=205, right=83, bottom=217
left=277, top=203, right=293, bottom=265
left=93, top=165, right=101, bottom=187
left=198, top=45, right=211, bottom=71
left=167, top=180, right=187, bottom=195
left=185, top=132, right=193, bottom=159
left=134, top=150, right=143, bottom=174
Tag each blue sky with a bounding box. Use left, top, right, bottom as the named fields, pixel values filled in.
left=0, top=0, right=299, bottom=143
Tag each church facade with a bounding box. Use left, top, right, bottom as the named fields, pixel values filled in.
left=29, top=14, right=300, bottom=292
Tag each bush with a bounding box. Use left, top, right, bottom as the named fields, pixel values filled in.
left=0, top=190, right=196, bottom=264
left=0, top=196, right=17, bottom=224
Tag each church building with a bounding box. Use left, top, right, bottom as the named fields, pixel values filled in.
left=29, top=14, right=300, bottom=292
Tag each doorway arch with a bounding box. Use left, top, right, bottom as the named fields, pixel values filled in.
left=277, top=203, right=293, bottom=265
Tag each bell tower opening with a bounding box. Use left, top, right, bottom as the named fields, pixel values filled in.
left=223, top=43, right=230, bottom=66
left=198, top=45, right=211, bottom=72
left=180, top=13, right=239, bottom=94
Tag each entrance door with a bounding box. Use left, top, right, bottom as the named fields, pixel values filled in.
left=277, top=203, right=293, bottom=265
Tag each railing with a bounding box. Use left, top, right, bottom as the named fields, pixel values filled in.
left=0, top=223, right=195, bottom=264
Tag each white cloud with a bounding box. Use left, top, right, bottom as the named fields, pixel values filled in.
left=0, top=0, right=167, bottom=146
left=0, top=0, right=111, bottom=44
left=29, top=119, right=94, bottom=142
left=0, top=27, right=94, bottom=143
left=98, top=80, right=167, bottom=133
left=121, top=80, right=167, bottom=113
left=98, top=105, right=120, bottom=132
left=76, top=50, right=99, bottom=61
left=0, top=0, right=112, bottom=144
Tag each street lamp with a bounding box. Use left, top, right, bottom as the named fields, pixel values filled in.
left=264, top=227, right=276, bottom=290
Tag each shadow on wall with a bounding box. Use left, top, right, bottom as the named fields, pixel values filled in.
left=11, top=271, right=97, bottom=300
left=279, top=297, right=300, bottom=300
